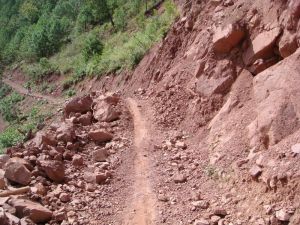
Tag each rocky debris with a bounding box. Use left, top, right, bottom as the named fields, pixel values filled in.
left=88, top=129, right=113, bottom=142
left=84, top=171, right=110, bottom=184
left=243, top=27, right=281, bottom=66
left=279, top=29, right=298, bottom=58
left=275, top=209, right=292, bottom=221
left=77, top=111, right=93, bottom=126
left=34, top=132, right=57, bottom=148
left=72, top=154, right=84, bottom=167
left=213, top=23, right=245, bottom=53
left=4, top=158, right=32, bottom=186
left=291, top=143, right=300, bottom=155
left=0, top=155, right=10, bottom=169
left=55, top=122, right=76, bottom=143
left=59, top=192, right=71, bottom=203
left=64, top=95, right=93, bottom=118
left=249, top=165, right=263, bottom=178
left=9, top=198, right=52, bottom=223
left=39, top=160, right=65, bottom=182
left=93, top=149, right=108, bottom=162
left=249, top=49, right=300, bottom=149
left=0, top=169, right=6, bottom=189
left=92, top=93, right=121, bottom=123
left=173, top=173, right=187, bottom=183
left=194, top=218, right=210, bottom=225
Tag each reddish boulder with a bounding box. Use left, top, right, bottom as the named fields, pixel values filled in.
left=72, top=154, right=84, bottom=167
left=39, top=160, right=65, bottom=182
left=4, top=158, right=32, bottom=186
left=279, top=30, right=298, bottom=58
left=9, top=198, right=52, bottom=223
left=56, top=122, right=76, bottom=143
left=249, top=49, right=300, bottom=148
left=93, top=101, right=120, bottom=122
left=88, top=130, right=113, bottom=143
left=213, top=23, right=245, bottom=53
left=243, top=27, right=281, bottom=65
left=33, top=132, right=57, bottom=148
left=77, top=112, right=93, bottom=126
left=84, top=171, right=109, bottom=184
left=93, top=149, right=108, bottom=162
left=0, top=155, right=10, bottom=169
left=64, top=95, right=93, bottom=118
left=0, top=169, right=6, bottom=189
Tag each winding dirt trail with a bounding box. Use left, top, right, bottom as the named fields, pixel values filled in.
left=2, top=78, right=63, bottom=105
left=124, top=98, right=157, bottom=225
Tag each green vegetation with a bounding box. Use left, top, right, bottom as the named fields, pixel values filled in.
left=0, top=83, right=52, bottom=152
left=0, top=0, right=178, bottom=85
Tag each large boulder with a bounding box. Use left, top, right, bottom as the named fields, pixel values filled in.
left=0, top=169, right=6, bottom=189
left=92, top=93, right=120, bottom=122
left=64, top=95, right=93, bottom=118
left=278, top=29, right=298, bottom=58
left=55, top=122, right=76, bottom=143
left=88, top=130, right=113, bottom=143
left=39, top=160, right=65, bottom=182
left=0, top=155, right=10, bottom=169
left=9, top=198, right=52, bottom=223
left=4, top=158, right=32, bottom=186
left=33, top=131, right=57, bottom=148
left=243, top=27, right=282, bottom=65
left=212, top=22, right=245, bottom=53
left=196, top=59, right=236, bottom=96
left=248, top=49, right=300, bottom=149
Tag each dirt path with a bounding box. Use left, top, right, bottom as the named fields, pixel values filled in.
left=2, top=78, right=63, bottom=105
left=123, top=98, right=157, bottom=225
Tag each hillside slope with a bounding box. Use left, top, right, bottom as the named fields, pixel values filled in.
left=0, top=0, right=300, bottom=225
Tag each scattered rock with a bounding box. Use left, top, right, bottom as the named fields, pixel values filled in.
left=4, top=158, right=31, bottom=186
left=59, top=193, right=71, bottom=203
left=39, top=160, right=65, bottom=182
left=194, top=218, right=210, bottom=225
left=9, top=198, right=52, bottom=223
left=0, top=169, right=6, bottom=189
left=88, top=130, right=113, bottom=142
left=275, top=209, right=292, bottom=221
left=93, top=149, right=108, bottom=162
left=243, top=27, right=281, bottom=65
left=93, top=100, right=120, bottom=122
left=72, top=154, right=84, bottom=167
left=249, top=165, right=263, bottom=178
left=291, top=143, right=300, bottom=155
left=0, top=155, right=10, bottom=169
left=173, top=173, right=187, bottom=183
left=64, top=95, right=93, bottom=118
left=213, top=23, right=245, bottom=53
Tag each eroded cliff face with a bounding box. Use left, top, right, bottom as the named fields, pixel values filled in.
left=112, top=0, right=300, bottom=224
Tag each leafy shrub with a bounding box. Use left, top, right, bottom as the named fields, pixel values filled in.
left=82, top=33, right=104, bottom=62
left=23, top=57, right=58, bottom=81
left=65, top=89, right=76, bottom=97
left=0, top=92, right=24, bottom=122
left=0, top=126, right=23, bottom=150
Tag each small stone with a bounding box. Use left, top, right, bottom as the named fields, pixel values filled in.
left=194, top=218, right=210, bottom=225
left=93, top=149, right=108, bottom=162
left=249, top=165, right=262, bottom=178
left=157, top=194, right=169, bottom=202
left=213, top=208, right=228, bottom=217
left=59, top=193, right=71, bottom=203
left=173, top=173, right=187, bottom=183
left=191, top=200, right=209, bottom=209
left=291, top=143, right=300, bottom=155
left=211, top=215, right=221, bottom=224
left=72, top=154, right=84, bottom=167
left=275, top=209, right=292, bottom=221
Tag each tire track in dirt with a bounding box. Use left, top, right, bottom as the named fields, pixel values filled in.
left=123, top=98, right=157, bottom=225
